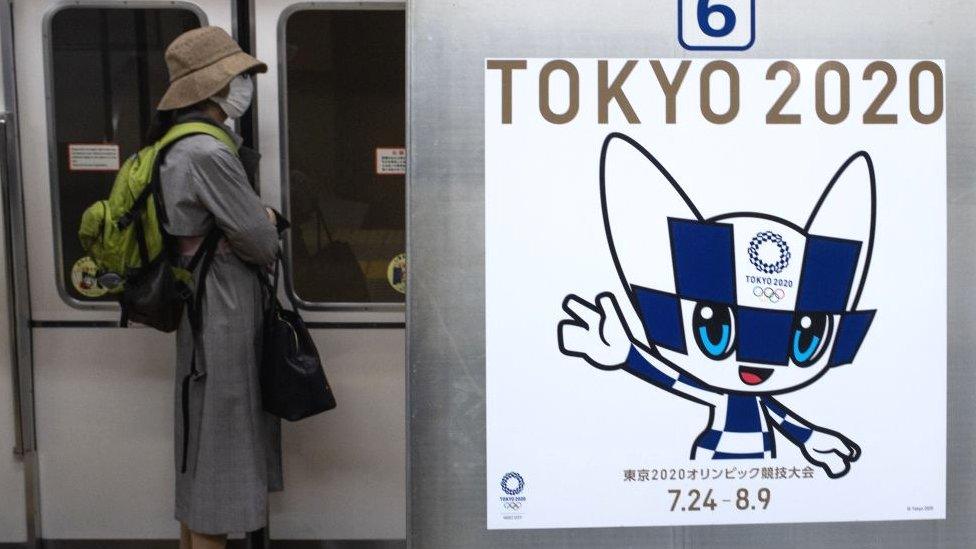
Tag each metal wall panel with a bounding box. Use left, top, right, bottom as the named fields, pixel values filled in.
left=407, top=0, right=975, bottom=547
left=0, top=114, right=27, bottom=541
left=1, top=0, right=32, bottom=541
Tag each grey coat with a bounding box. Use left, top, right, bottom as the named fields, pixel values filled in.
left=160, top=129, right=283, bottom=535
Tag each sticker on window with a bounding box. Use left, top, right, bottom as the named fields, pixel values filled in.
left=387, top=253, right=407, bottom=294
left=68, top=143, right=121, bottom=172
left=376, top=147, right=406, bottom=175
left=71, top=256, right=108, bottom=298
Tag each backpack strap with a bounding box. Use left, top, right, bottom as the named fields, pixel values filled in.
left=158, top=121, right=239, bottom=154
left=117, top=121, right=238, bottom=230
left=151, top=121, right=239, bottom=228
left=179, top=227, right=222, bottom=474
left=185, top=228, right=223, bottom=333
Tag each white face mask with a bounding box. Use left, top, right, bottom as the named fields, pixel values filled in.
left=211, top=74, right=254, bottom=119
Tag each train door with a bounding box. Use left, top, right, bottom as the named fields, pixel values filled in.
left=254, top=0, right=407, bottom=542
left=11, top=0, right=236, bottom=542
left=9, top=0, right=406, bottom=544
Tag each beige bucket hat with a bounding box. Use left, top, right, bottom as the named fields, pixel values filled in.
left=157, top=26, right=267, bottom=111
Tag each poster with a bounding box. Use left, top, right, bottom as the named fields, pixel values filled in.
left=485, top=59, right=946, bottom=529
left=376, top=147, right=407, bottom=175
left=68, top=143, right=120, bottom=172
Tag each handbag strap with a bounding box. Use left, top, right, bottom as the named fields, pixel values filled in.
left=262, top=251, right=302, bottom=314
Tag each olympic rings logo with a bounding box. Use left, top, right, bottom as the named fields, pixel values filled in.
left=504, top=502, right=523, bottom=511
left=501, top=472, right=525, bottom=496
left=748, top=232, right=791, bottom=274
left=753, top=286, right=786, bottom=303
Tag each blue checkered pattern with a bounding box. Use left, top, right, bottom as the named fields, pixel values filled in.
left=648, top=218, right=873, bottom=368
left=626, top=347, right=813, bottom=459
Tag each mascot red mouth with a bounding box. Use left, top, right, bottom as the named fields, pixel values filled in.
left=739, top=366, right=773, bottom=386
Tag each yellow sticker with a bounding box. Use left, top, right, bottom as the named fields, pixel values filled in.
left=387, top=253, right=407, bottom=294
left=71, top=256, right=107, bottom=298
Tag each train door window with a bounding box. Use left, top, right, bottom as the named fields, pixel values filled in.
left=47, top=6, right=203, bottom=303
left=282, top=8, right=406, bottom=307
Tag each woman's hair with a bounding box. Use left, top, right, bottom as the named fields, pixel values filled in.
left=144, top=99, right=219, bottom=144
left=144, top=109, right=177, bottom=145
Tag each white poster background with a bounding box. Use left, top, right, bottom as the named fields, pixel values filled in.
left=485, top=59, right=946, bottom=529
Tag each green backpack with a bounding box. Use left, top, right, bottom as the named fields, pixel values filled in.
left=78, top=121, right=239, bottom=332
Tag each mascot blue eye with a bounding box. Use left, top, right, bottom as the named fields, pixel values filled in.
left=791, top=314, right=832, bottom=367
left=692, top=302, right=735, bottom=360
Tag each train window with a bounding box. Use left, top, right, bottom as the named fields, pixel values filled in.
left=282, top=8, right=406, bottom=307
left=47, top=6, right=202, bottom=303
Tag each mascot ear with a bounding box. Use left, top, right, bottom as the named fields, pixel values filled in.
left=601, top=133, right=702, bottom=295
left=804, top=152, right=877, bottom=310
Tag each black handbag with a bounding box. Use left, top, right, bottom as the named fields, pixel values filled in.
left=260, top=256, right=337, bottom=421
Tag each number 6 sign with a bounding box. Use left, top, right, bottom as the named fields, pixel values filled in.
left=678, top=0, right=756, bottom=51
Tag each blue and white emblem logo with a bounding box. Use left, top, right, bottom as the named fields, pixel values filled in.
left=500, top=472, right=525, bottom=496
left=748, top=231, right=791, bottom=274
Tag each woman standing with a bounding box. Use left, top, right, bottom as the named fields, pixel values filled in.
left=153, top=27, right=281, bottom=548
